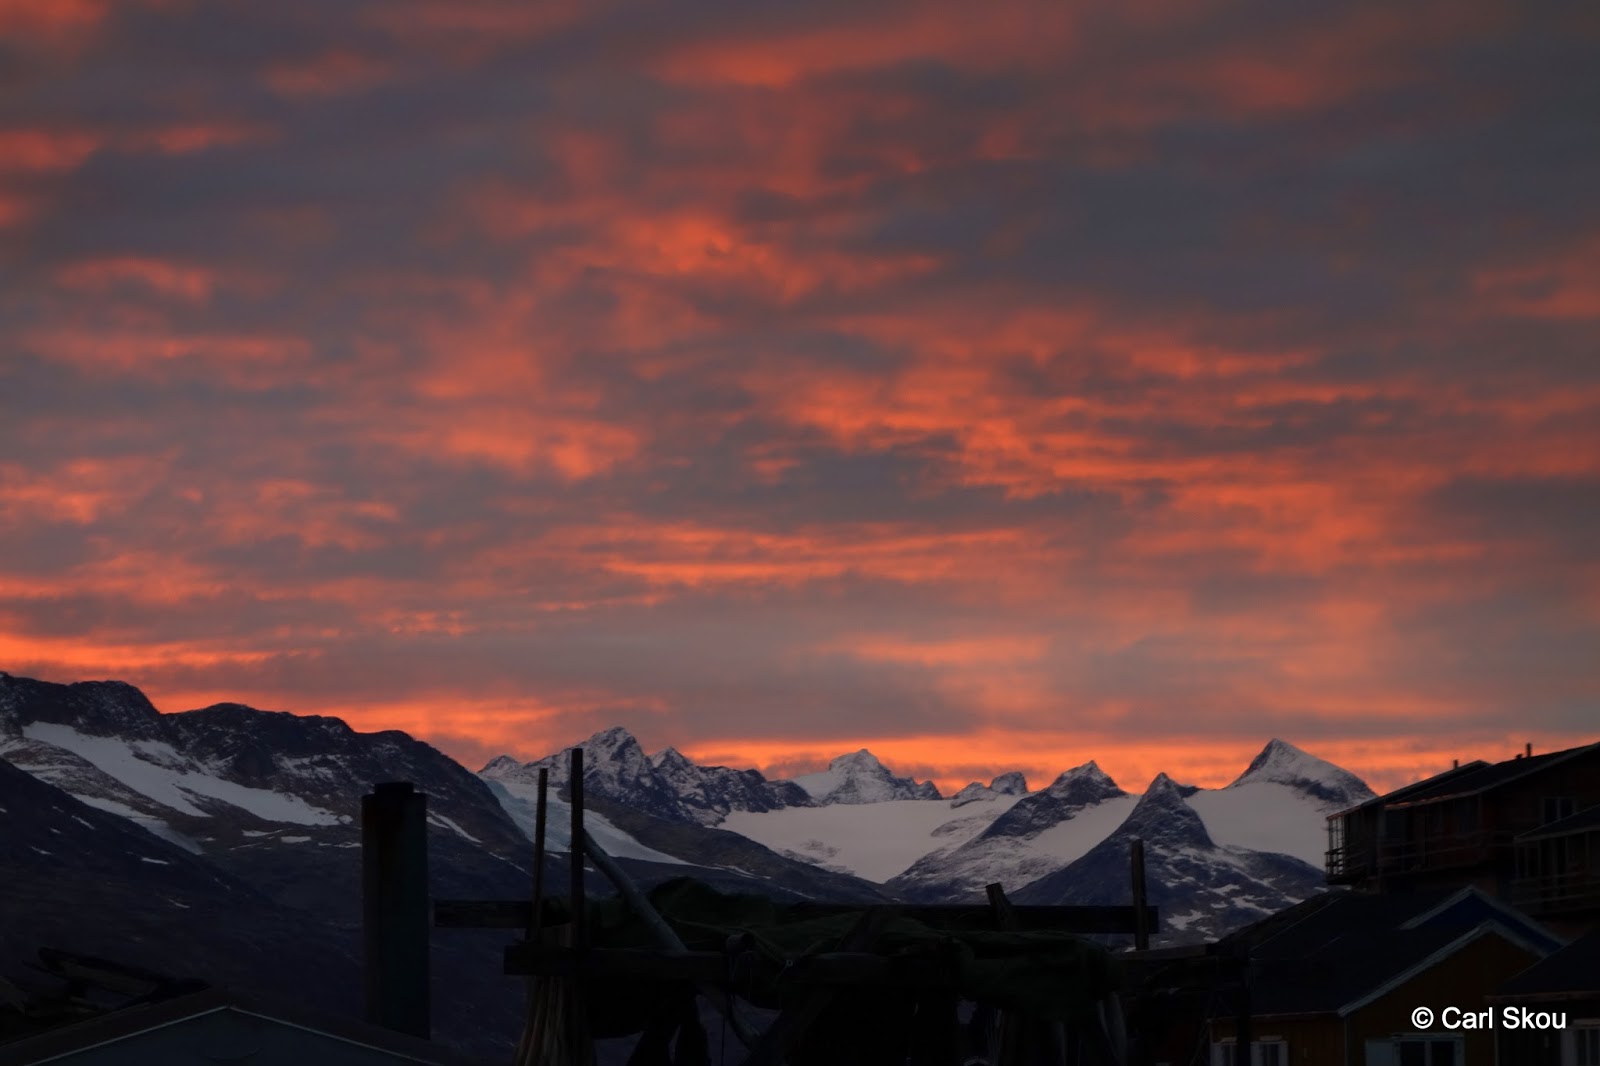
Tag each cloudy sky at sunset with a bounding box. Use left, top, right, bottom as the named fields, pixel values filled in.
left=3, top=0, right=1597, bottom=793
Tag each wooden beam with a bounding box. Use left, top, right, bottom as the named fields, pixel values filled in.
left=790, top=901, right=1158, bottom=933
left=438, top=899, right=1157, bottom=933
left=504, top=944, right=980, bottom=989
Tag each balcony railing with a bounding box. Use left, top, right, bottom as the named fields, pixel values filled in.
left=1326, top=830, right=1515, bottom=882
left=1326, top=843, right=1373, bottom=882
left=1509, top=870, right=1600, bottom=914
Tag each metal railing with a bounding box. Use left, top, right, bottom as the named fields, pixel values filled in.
left=1509, top=870, right=1600, bottom=914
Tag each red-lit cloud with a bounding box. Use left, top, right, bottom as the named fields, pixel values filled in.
left=1, top=0, right=1597, bottom=793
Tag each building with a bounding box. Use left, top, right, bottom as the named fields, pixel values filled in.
left=1203, top=886, right=1561, bottom=1066
left=1491, top=928, right=1600, bottom=1066
left=0, top=987, right=482, bottom=1066
left=1325, top=741, right=1600, bottom=935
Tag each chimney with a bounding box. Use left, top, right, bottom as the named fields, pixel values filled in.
left=1452, top=758, right=1459, bottom=769
left=1526, top=742, right=1533, bottom=758
left=363, top=782, right=430, bottom=1040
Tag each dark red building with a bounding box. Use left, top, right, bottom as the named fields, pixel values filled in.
left=1325, top=741, right=1600, bottom=938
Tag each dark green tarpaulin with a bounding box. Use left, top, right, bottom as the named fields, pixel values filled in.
left=540, top=878, right=1119, bottom=1034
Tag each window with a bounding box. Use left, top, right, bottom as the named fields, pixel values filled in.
left=1543, top=796, right=1576, bottom=825
left=1393, top=1036, right=1460, bottom=1066
left=1575, top=1023, right=1600, bottom=1066
left=1211, top=1040, right=1288, bottom=1066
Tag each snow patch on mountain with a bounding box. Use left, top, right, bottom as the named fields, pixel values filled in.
left=19, top=722, right=342, bottom=825
left=480, top=778, right=686, bottom=865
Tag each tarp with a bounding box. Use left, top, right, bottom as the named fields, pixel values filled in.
left=542, top=877, right=1119, bottom=1034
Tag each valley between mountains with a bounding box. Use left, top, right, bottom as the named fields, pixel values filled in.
left=0, top=670, right=1375, bottom=1056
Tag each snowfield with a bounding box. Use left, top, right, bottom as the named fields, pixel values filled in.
left=1188, top=781, right=1334, bottom=866
left=722, top=795, right=1023, bottom=882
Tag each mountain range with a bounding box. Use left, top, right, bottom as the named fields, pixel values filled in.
left=0, top=670, right=1375, bottom=1056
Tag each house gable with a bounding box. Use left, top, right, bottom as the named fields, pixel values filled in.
left=0, top=993, right=466, bottom=1066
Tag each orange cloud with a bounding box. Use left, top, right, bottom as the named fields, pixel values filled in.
left=0, top=128, right=101, bottom=172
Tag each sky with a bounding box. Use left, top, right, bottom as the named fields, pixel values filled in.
left=1, top=0, right=1597, bottom=794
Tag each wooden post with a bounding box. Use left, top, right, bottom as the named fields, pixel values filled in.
left=985, top=884, right=1024, bottom=1066
left=514, top=769, right=551, bottom=1066
left=1130, top=839, right=1150, bottom=951
left=568, top=748, right=587, bottom=1066
left=1234, top=949, right=1251, bottom=1066
left=532, top=767, right=548, bottom=940
left=362, top=782, right=430, bottom=1040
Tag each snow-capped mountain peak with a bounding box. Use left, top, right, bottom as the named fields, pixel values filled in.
left=485, top=727, right=693, bottom=822
left=989, top=771, right=1028, bottom=796
left=479, top=754, right=523, bottom=775
left=1228, top=737, right=1376, bottom=811
left=1039, top=759, right=1123, bottom=802
left=481, top=731, right=811, bottom=827
left=1135, top=772, right=1203, bottom=820
left=786, top=748, right=941, bottom=805
left=948, top=771, right=1031, bottom=808
left=966, top=760, right=1128, bottom=843
left=650, top=746, right=688, bottom=768
left=1012, top=766, right=1329, bottom=942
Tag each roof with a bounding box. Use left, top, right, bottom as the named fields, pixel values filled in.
left=1332, top=761, right=1491, bottom=817
left=1207, top=887, right=1557, bottom=1020
left=0, top=988, right=486, bottom=1066
left=1493, top=929, right=1600, bottom=1001
left=1516, top=803, right=1600, bottom=843
left=1378, top=742, right=1600, bottom=809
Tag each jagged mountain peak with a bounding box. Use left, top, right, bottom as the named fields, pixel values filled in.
left=971, top=760, right=1127, bottom=843
left=989, top=771, right=1028, bottom=795
left=651, top=746, right=694, bottom=771
left=583, top=725, right=644, bottom=750
left=480, top=754, right=523, bottom=776
left=1115, top=772, right=1214, bottom=848
left=1143, top=771, right=1188, bottom=799
left=786, top=747, right=941, bottom=804
left=1044, top=760, right=1119, bottom=794
left=831, top=748, right=886, bottom=771
left=949, top=782, right=997, bottom=808
left=479, top=730, right=811, bottom=827
left=949, top=770, right=1030, bottom=808
left=0, top=674, right=164, bottom=739
left=1229, top=738, right=1376, bottom=811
